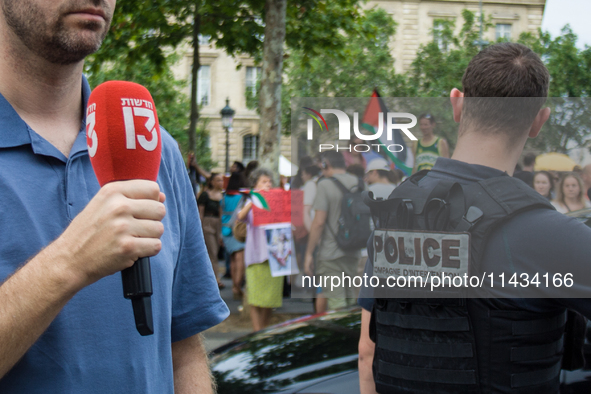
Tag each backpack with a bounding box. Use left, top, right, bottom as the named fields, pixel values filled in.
left=328, top=176, right=372, bottom=251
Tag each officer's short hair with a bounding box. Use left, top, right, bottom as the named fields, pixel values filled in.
left=460, top=43, right=549, bottom=141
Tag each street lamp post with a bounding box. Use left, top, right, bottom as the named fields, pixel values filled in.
left=220, top=98, right=235, bottom=174
left=479, top=0, right=483, bottom=47
left=474, top=0, right=489, bottom=50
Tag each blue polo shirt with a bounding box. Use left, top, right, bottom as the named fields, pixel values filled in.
left=0, top=78, right=229, bottom=393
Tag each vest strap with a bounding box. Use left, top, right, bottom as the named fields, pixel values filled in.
left=510, top=363, right=562, bottom=388
left=377, top=311, right=470, bottom=332
left=378, top=360, right=477, bottom=385
left=512, top=312, right=567, bottom=335
left=510, top=337, right=564, bottom=362
left=378, top=334, right=474, bottom=358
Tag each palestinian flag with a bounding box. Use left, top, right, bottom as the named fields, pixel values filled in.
left=239, top=190, right=270, bottom=211
left=250, top=191, right=270, bottom=211
left=361, top=89, right=413, bottom=175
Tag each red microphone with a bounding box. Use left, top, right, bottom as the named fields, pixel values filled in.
left=86, top=81, right=162, bottom=336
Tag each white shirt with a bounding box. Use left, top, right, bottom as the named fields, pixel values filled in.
left=368, top=182, right=396, bottom=200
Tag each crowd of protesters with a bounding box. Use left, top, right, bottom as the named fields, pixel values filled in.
left=288, top=151, right=401, bottom=314
left=512, top=153, right=591, bottom=213
left=187, top=147, right=406, bottom=329
left=185, top=114, right=463, bottom=329
left=188, top=135, right=591, bottom=332
left=191, top=157, right=288, bottom=330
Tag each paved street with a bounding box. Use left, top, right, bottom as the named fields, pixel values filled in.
left=202, top=273, right=315, bottom=352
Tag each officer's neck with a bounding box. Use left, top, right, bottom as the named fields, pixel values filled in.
left=451, top=131, right=525, bottom=176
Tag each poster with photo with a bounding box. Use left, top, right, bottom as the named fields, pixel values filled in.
left=264, top=223, right=299, bottom=277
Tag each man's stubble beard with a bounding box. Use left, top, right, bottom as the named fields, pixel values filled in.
left=2, top=0, right=112, bottom=65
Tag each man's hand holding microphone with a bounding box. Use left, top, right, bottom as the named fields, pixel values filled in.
left=53, top=179, right=165, bottom=291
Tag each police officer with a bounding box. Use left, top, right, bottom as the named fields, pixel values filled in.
left=358, top=42, right=591, bottom=394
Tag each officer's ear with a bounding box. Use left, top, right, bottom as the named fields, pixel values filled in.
left=450, top=88, right=464, bottom=123
left=528, top=107, right=551, bottom=138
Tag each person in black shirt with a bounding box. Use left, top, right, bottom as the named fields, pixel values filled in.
left=198, top=173, right=224, bottom=288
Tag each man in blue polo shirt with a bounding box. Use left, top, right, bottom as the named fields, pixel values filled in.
left=0, top=1, right=228, bottom=393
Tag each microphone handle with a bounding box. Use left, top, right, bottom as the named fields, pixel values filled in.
left=122, top=257, right=154, bottom=336
left=131, top=297, right=154, bottom=336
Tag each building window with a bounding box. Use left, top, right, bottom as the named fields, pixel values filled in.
left=243, top=134, right=259, bottom=163
left=197, top=65, right=211, bottom=106
left=496, top=24, right=512, bottom=40
left=198, top=34, right=210, bottom=45
left=433, top=20, right=449, bottom=52
left=245, top=67, right=261, bottom=109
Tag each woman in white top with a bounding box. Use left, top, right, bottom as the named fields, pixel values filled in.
left=551, top=172, right=591, bottom=213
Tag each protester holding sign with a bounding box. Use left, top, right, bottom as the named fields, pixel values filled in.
left=237, top=168, right=284, bottom=331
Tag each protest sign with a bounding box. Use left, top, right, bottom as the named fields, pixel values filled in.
left=253, top=189, right=291, bottom=226
left=264, top=223, right=298, bottom=277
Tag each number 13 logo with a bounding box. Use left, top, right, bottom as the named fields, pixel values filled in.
left=123, top=106, right=159, bottom=152
left=87, top=111, right=98, bottom=157
left=86, top=106, right=159, bottom=158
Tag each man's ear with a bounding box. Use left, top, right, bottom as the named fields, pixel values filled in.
left=528, top=107, right=551, bottom=138
left=450, top=88, right=464, bottom=123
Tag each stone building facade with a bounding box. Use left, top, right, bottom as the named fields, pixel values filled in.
left=370, top=0, right=546, bottom=74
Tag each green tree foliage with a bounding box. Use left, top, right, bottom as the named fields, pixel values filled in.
left=86, top=0, right=378, bottom=165
left=518, top=26, right=591, bottom=154
left=86, top=0, right=193, bottom=77
left=285, top=0, right=372, bottom=67
left=408, top=12, right=591, bottom=154
left=408, top=10, right=490, bottom=98
left=86, top=54, right=188, bottom=144
left=533, top=98, right=591, bottom=154
left=519, top=26, right=591, bottom=97
left=285, top=8, right=399, bottom=98
left=89, top=0, right=376, bottom=99
left=86, top=4, right=591, bottom=157
left=86, top=54, right=215, bottom=168
left=263, top=7, right=404, bottom=135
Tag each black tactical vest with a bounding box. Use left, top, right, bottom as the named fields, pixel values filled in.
left=366, top=171, right=567, bottom=394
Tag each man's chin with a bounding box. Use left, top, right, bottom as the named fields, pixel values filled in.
left=42, top=42, right=102, bottom=65
left=42, top=29, right=107, bottom=64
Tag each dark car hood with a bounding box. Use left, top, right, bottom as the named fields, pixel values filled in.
left=210, top=308, right=361, bottom=393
